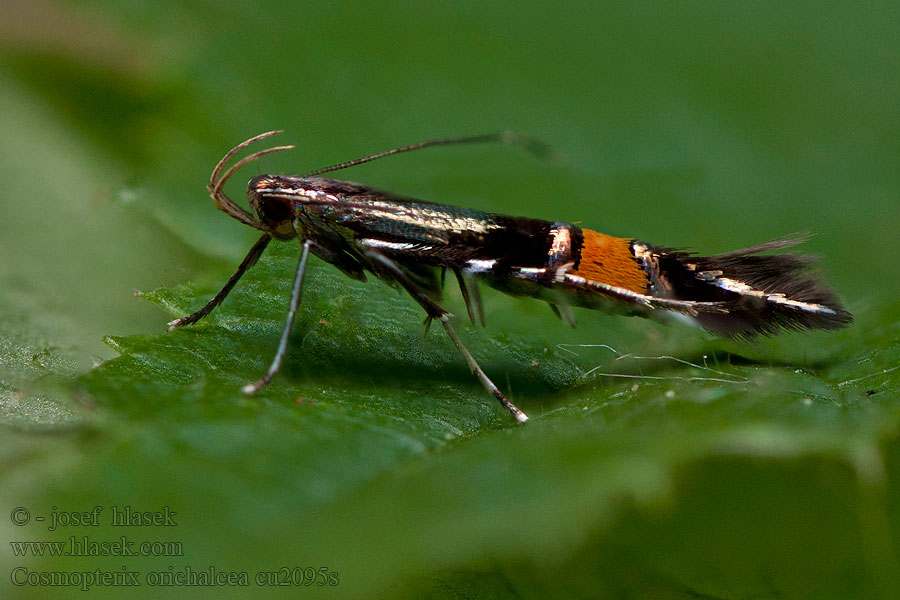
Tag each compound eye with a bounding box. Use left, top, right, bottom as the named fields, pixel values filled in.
left=247, top=176, right=296, bottom=234
left=257, top=193, right=293, bottom=223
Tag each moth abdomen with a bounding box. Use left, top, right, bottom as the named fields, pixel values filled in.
left=636, top=235, right=853, bottom=336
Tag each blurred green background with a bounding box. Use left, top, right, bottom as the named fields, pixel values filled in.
left=2, top=2, right=899, bottom=599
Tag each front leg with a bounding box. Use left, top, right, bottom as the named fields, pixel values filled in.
left=365, top=250, right=529, bottom=423
left=168, top=233, right=272, bottom=330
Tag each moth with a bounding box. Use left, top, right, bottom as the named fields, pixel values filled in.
left=169, top=131, right=852, bottom=422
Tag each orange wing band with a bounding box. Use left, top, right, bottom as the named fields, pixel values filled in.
left=572, top=229, right=648, bottom=294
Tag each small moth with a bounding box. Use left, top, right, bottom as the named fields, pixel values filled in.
left=169, top=131, right=852, bottom=423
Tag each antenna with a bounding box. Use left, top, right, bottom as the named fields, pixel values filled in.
left=302, top=130, right=554, bottom=177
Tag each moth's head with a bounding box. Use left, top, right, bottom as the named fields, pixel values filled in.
left=247, top=175, right=298, bottom=239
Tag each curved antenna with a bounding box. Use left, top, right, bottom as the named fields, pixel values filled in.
left=212, top=144, right=295, bottom=198
left=302, top=130, right=555, bottom=177
left=207, top=130, right=295, bottom=230
left=210, top=130, right=280, bottom=190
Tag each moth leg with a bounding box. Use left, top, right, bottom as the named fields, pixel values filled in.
left=242, top=239, right=312, bottom=394
left=366, top=251, right=528, bottom=423
left=168, top=233, right=271, bottom=330
left=453, top=269, right=485, bottom=327
left=562, top=273, right=731, bottom=316
left=548, top=301, right=577, bottom=328
left=440, top=318, right=529, bottom=423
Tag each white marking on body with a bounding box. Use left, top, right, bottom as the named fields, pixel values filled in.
left=632, top=243, right=650, bottom=258
left=697, top=270, right=722, bottom=280
left=713, top=277, right=836, bottom=314
left=260, top=187, right=315, bottom=199
left=564, top=274, right=729, bottom=314
left=465, top=259, right=497, bottom=273
left=548, top=226, right=572, bottom=259
left=516, top=267, right=548, bottom=280
left=713, top=277, right=763, bottom=296
left=565, top=274, right=652, bottom=304
left=552, top=261, right=575, bottom=283
left=365, top=201, right=495, bottom=234
left=360, top=239, right=421, bottom=251
left=767, top=294, right=836, bottom=314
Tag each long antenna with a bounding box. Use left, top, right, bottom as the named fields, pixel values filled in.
left=302, top=130, right=554, bottom=177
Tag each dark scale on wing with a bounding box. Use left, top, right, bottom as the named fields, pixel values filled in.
left=457, top=215, right=559, bottom=272
left=301, top=178, right=496, bottom=248
left=296, top=177, right=565, bottom=272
